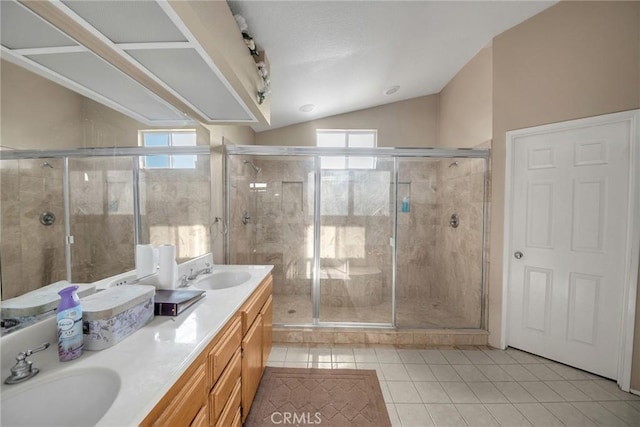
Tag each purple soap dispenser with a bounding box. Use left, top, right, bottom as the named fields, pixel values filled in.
left=57, top=286, right=83, bottom=361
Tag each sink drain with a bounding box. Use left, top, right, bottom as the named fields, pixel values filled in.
left=288, top=309, right=296, bottom=314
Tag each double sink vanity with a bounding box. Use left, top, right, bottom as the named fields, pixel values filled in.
left=1, top=256, right=273, bottom=426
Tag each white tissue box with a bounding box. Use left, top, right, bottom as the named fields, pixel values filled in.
left=82, top=285, right=155, bottom=350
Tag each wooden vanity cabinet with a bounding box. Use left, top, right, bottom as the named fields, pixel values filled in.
left=261, top=295, right=273, bottom=368
left=141, top=273, right=272, bottom=427
left=240, top=275, right=273, bottom=422
left=142, top=356, right=207, bottom=426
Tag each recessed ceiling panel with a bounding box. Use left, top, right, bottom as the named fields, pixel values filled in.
left=1, top=1, right=78, bottom=49
left=61, top=0, right=187, bottom=44
left=127, top=48, right=253, bottom=121
left=26, top=51, right=187, bottom=122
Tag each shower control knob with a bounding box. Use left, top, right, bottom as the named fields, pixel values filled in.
left=514, top=251, right=524, bottom=259
left=39, top=211, right=56, bottom=226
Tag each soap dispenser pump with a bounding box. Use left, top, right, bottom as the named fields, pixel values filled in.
left=56, top=285, right=83, bottom=362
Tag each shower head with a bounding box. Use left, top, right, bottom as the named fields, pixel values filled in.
left=448, top=161, right=459, bottom=168
left=243, top=160, right=261, bottom=173
left=42, top=161, right=54, bottom=168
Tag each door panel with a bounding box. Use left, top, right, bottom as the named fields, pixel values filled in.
left=526, top=182, right=554, bottom=248
left=522, top=266, right=552, bottom=334
left=567, top=273, right=600, bottom=345
left=507, top=116, right=633, bottom=380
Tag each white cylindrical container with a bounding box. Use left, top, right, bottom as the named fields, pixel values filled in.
left=157, top=244, right=178, bottom=289
left=135, top=244, right=156, bottom=278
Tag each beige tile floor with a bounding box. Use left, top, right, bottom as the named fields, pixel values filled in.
left=266, top=345, right=640, bottom=426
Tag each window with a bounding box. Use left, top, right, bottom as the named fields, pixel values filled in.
left=140, top=130, right=197, bottom=169
left=316, top=129, right=377, bottom=169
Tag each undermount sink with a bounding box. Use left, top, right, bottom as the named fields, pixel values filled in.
left=1, top=367, right=120, bottom=426
left=193, top=271, right=251, bottom=290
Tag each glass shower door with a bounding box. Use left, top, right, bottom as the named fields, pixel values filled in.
left=228, top=155, right=316, bottom=325
left=317, top=156, right=394, bottom=325
left=395, top=157, right=485, bottom=328
left=68, top=156, right=136, bottom=283
left=0, top=158, right=66, bottom=298
left=138, top=152, right=211, bottom=262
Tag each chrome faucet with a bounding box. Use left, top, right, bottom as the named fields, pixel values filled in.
left=187, top=262, right=212, bottom=281
left=5, top=342, right=50, bottom=384
left=178, top=274, right=189, bottom=288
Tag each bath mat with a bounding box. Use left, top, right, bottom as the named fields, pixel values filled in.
left=244, top=368, right=391, bottom=427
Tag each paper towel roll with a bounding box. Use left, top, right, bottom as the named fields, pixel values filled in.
left=135, top=244, right=156, bottom=278
left=158, top=244, right=178, bottom=289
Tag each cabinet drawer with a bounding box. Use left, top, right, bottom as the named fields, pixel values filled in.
left=153, top=364, right=206, bottom=426
left=241, top=274, right=272, bottom=334
left=210, top=348, right=242, bottom=424
left=215, top=378, right=241, bottom=427
left=209, top=316, right=241, bottom=386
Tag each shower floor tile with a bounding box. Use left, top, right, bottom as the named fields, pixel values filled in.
left=272, top=294, right=476, bottom=328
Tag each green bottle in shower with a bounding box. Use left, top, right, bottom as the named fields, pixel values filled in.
left=401, top=196, right=410, bottom=213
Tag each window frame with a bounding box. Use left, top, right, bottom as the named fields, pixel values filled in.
left=316, top=129, right=378, bottom=170
left=139, top=129, right=197, bottom=169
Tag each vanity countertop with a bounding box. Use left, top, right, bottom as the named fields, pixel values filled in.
left=0, top=264, right=273, bottom=426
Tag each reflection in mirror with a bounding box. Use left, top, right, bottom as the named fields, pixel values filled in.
left=0, top=59, right=212, bottom=303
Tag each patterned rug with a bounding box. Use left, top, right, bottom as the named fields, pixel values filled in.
left=244, top=368, right=391, bottom=427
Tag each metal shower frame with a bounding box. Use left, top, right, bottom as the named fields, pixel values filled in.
left=1, top=145, right=210, bottom=282
left=224, top=145, right=490, bottom=329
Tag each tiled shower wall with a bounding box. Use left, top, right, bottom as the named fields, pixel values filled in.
left=228, top=155, right=258, bottom=265
left=432, top=159, right=485, bottom=327
left=69, top=157, right=136, bottom=283
left=396, top=159, right=439, bottom=302
left=0, top=159, right=67, bottom=298
left=139, top=154, right=211, bottom=262
left=252, top=157, right=314, bottom=295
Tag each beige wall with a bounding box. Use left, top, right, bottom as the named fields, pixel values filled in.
left=1, top=60, right=84, bottom=150
left=438, top=47, right=493, bottom=149
left=256, top=95, right=439, bottom=147
left=490, top=0, right=640, bottom=388
left=1, top=59, right=212, bottom=149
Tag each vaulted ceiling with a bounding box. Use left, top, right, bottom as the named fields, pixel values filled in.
left=228, top=1, right=556, bottom=132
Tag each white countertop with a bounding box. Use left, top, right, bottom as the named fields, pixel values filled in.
left=0, top=263, right=273, bottom=426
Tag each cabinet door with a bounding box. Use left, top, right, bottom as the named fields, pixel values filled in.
left=241, top=275, right=272, bottom=334
left=261, top=295, right=273, bottom=370
left=190, top=405, right=208, bottom=427
left=241, top=313, right=263, bottom=422
left=153, top=364, right=206, bottom=426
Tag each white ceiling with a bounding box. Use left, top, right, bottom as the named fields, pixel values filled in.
left=228, top=0, right=556, bottom=132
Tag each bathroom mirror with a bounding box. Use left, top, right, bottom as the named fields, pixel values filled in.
left=0, top=59, right=213, bottom=302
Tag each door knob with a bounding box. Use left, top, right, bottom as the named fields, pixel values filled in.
left=514, top=251, right=524, bottom=259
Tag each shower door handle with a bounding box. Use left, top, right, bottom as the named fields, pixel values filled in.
left=514, top=251, right=523, bottom=259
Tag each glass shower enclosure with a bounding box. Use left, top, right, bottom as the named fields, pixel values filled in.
left=226, top=146, right=488, bottom=329
left=0, top=146, right=210, bottom=299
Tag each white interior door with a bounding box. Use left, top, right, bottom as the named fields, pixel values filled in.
left=504, top=111, right=639, bottom=383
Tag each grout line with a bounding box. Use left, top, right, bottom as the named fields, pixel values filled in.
left=269, top=343, right=640, bottom=427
